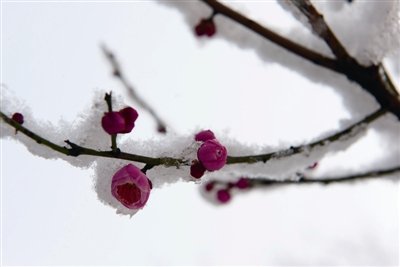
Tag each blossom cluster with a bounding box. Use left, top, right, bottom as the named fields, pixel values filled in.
left=204, top=177, right=251, bottom=204
left=191, top=130, right=227, bottom=179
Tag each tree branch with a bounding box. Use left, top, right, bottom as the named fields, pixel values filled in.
left=200, top=0, right=340, bottom=73
left=0, top=110, right=186, bottom=167
left=0, top=106, right=386, bottom=169
left=200, top=0, right=400, bottom=119
left=101, top=45, right=168, bottom=133
left=252, top=165, right=400, bottom=186
left=209, top=166, right=400, bottom=188
left=104, top=92, right=118, bottom=151
left=285, top=0, right=400, bottom=119
left=227, top=108, right=386, bottom=164
left=286, top=0, right=352, bottom=61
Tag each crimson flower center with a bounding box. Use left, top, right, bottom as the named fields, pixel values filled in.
left=116, top=183, right=141, bottom=205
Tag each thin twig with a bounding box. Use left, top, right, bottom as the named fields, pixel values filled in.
left=252, top=165, right=400, bottom=186
left=209, top=166, right=400, bottom=187
left=101, top=45, right=168, bottom=133
left=227, top=108, right=386, bottom=164
left=104, top=92, right=118, bottom=151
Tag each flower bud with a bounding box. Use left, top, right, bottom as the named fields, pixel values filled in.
left=217, top=189, right=231, bottom=203
left=235, top=177, right=250, bottom=189
left=12, top=113, right=24, bottom=124
left=194, top=19, right=216, bottom=37
left=190, top=160, right=206, bottom=179
left=119, top=107, right=138, bottom=133
left=101, top=106, right=139, bottom=135
left=101, top=112, right=125, bottom=135
left=195, top=129, right=215, bottom=142
left=205, top=181, right=215, bottom=192
left=111, top=164, right=151, bottom=209
left=197, top=139, right=227, bottom=171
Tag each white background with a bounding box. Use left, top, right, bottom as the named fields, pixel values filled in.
left=1, top=1, right=399, bottom=265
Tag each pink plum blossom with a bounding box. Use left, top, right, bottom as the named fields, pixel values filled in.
left=217, top=189, right=231, bottom=203
left=12, top=112, right=24, bottom=125
left=119, top=107, right=138, bottom=133
left=111, top=164, right=151, bottom=209
left=235, top=177, right=251, bottom=189
left=195, top=129, right=216, bottom=142
left=205, top=181, right=215, bottom=192
left=101, top=106, right=139, bottom=135
left=190, top=160, right=206, bottom=179
left=197, top=139, right=227, bottom=171
left=101, top=112, right=125, bottom=135
left=194, top=19, right=216, bottom=37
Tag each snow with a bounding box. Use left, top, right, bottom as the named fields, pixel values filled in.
left=2, top=86, right=394, bottom=215
left=159, top=1, right=384, bottom=119
left=311, top=0, right=400, bottom=65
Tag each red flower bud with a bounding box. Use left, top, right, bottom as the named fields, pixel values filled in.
left=190, top=160, right=206, bottom=179
left=101, top=106, right=139, bottom=135
left=119, top=107, right=138, bottom=134
left=197, top=139, right=227, bottom=171
left=217, top=189, right=231, bottom=203
left=235, top=177, right=250, bottom=189
left=12, top=113, right=24, bottom=124
left=205, top=181, right=215, bottom=191
left=101, top=112, right=125, bottom=135
left=195, top=129, right=216, bottom=142
left=194, top=19, right=216, bottom=37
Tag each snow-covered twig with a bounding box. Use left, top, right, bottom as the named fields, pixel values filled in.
left=0, top=109, right=185, bottom=167
left=208, top=165, right=400, bottom=188
left=200, top=0, right=339, bottom=72
left=227, top=108, right=386, bottom=164
left=284, top=0, right=400, bottom=119
left=0, top=106, right=386, bottom=167
left=204, top=165, right=399, bottom=204
left=286, top=0, right=352, bottom=61
left=104, top=92, right=118, bottom=151
left=102, top=45, right=168, bottom=133
left=200, top=0, right=400, bottom=119
left=252, top=165, right=400, bottom=186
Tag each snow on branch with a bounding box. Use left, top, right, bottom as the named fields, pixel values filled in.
left=0, top=92, right=386, bottom=172
left=164, top=0, right=400, bottom=119
left=281, top=0, right=351, bottom=61
left=281, top=0, right=400, bottom=119
left=203, top=166, right=400, bottom=204
left=0, top=89, right=391, bottom=215
left=2, top=1, right=399, bottom=215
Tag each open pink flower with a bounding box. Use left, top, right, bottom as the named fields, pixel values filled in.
left=197, top=139, right=227, bottom=171
left=111, top=164, right=151, bottom=209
